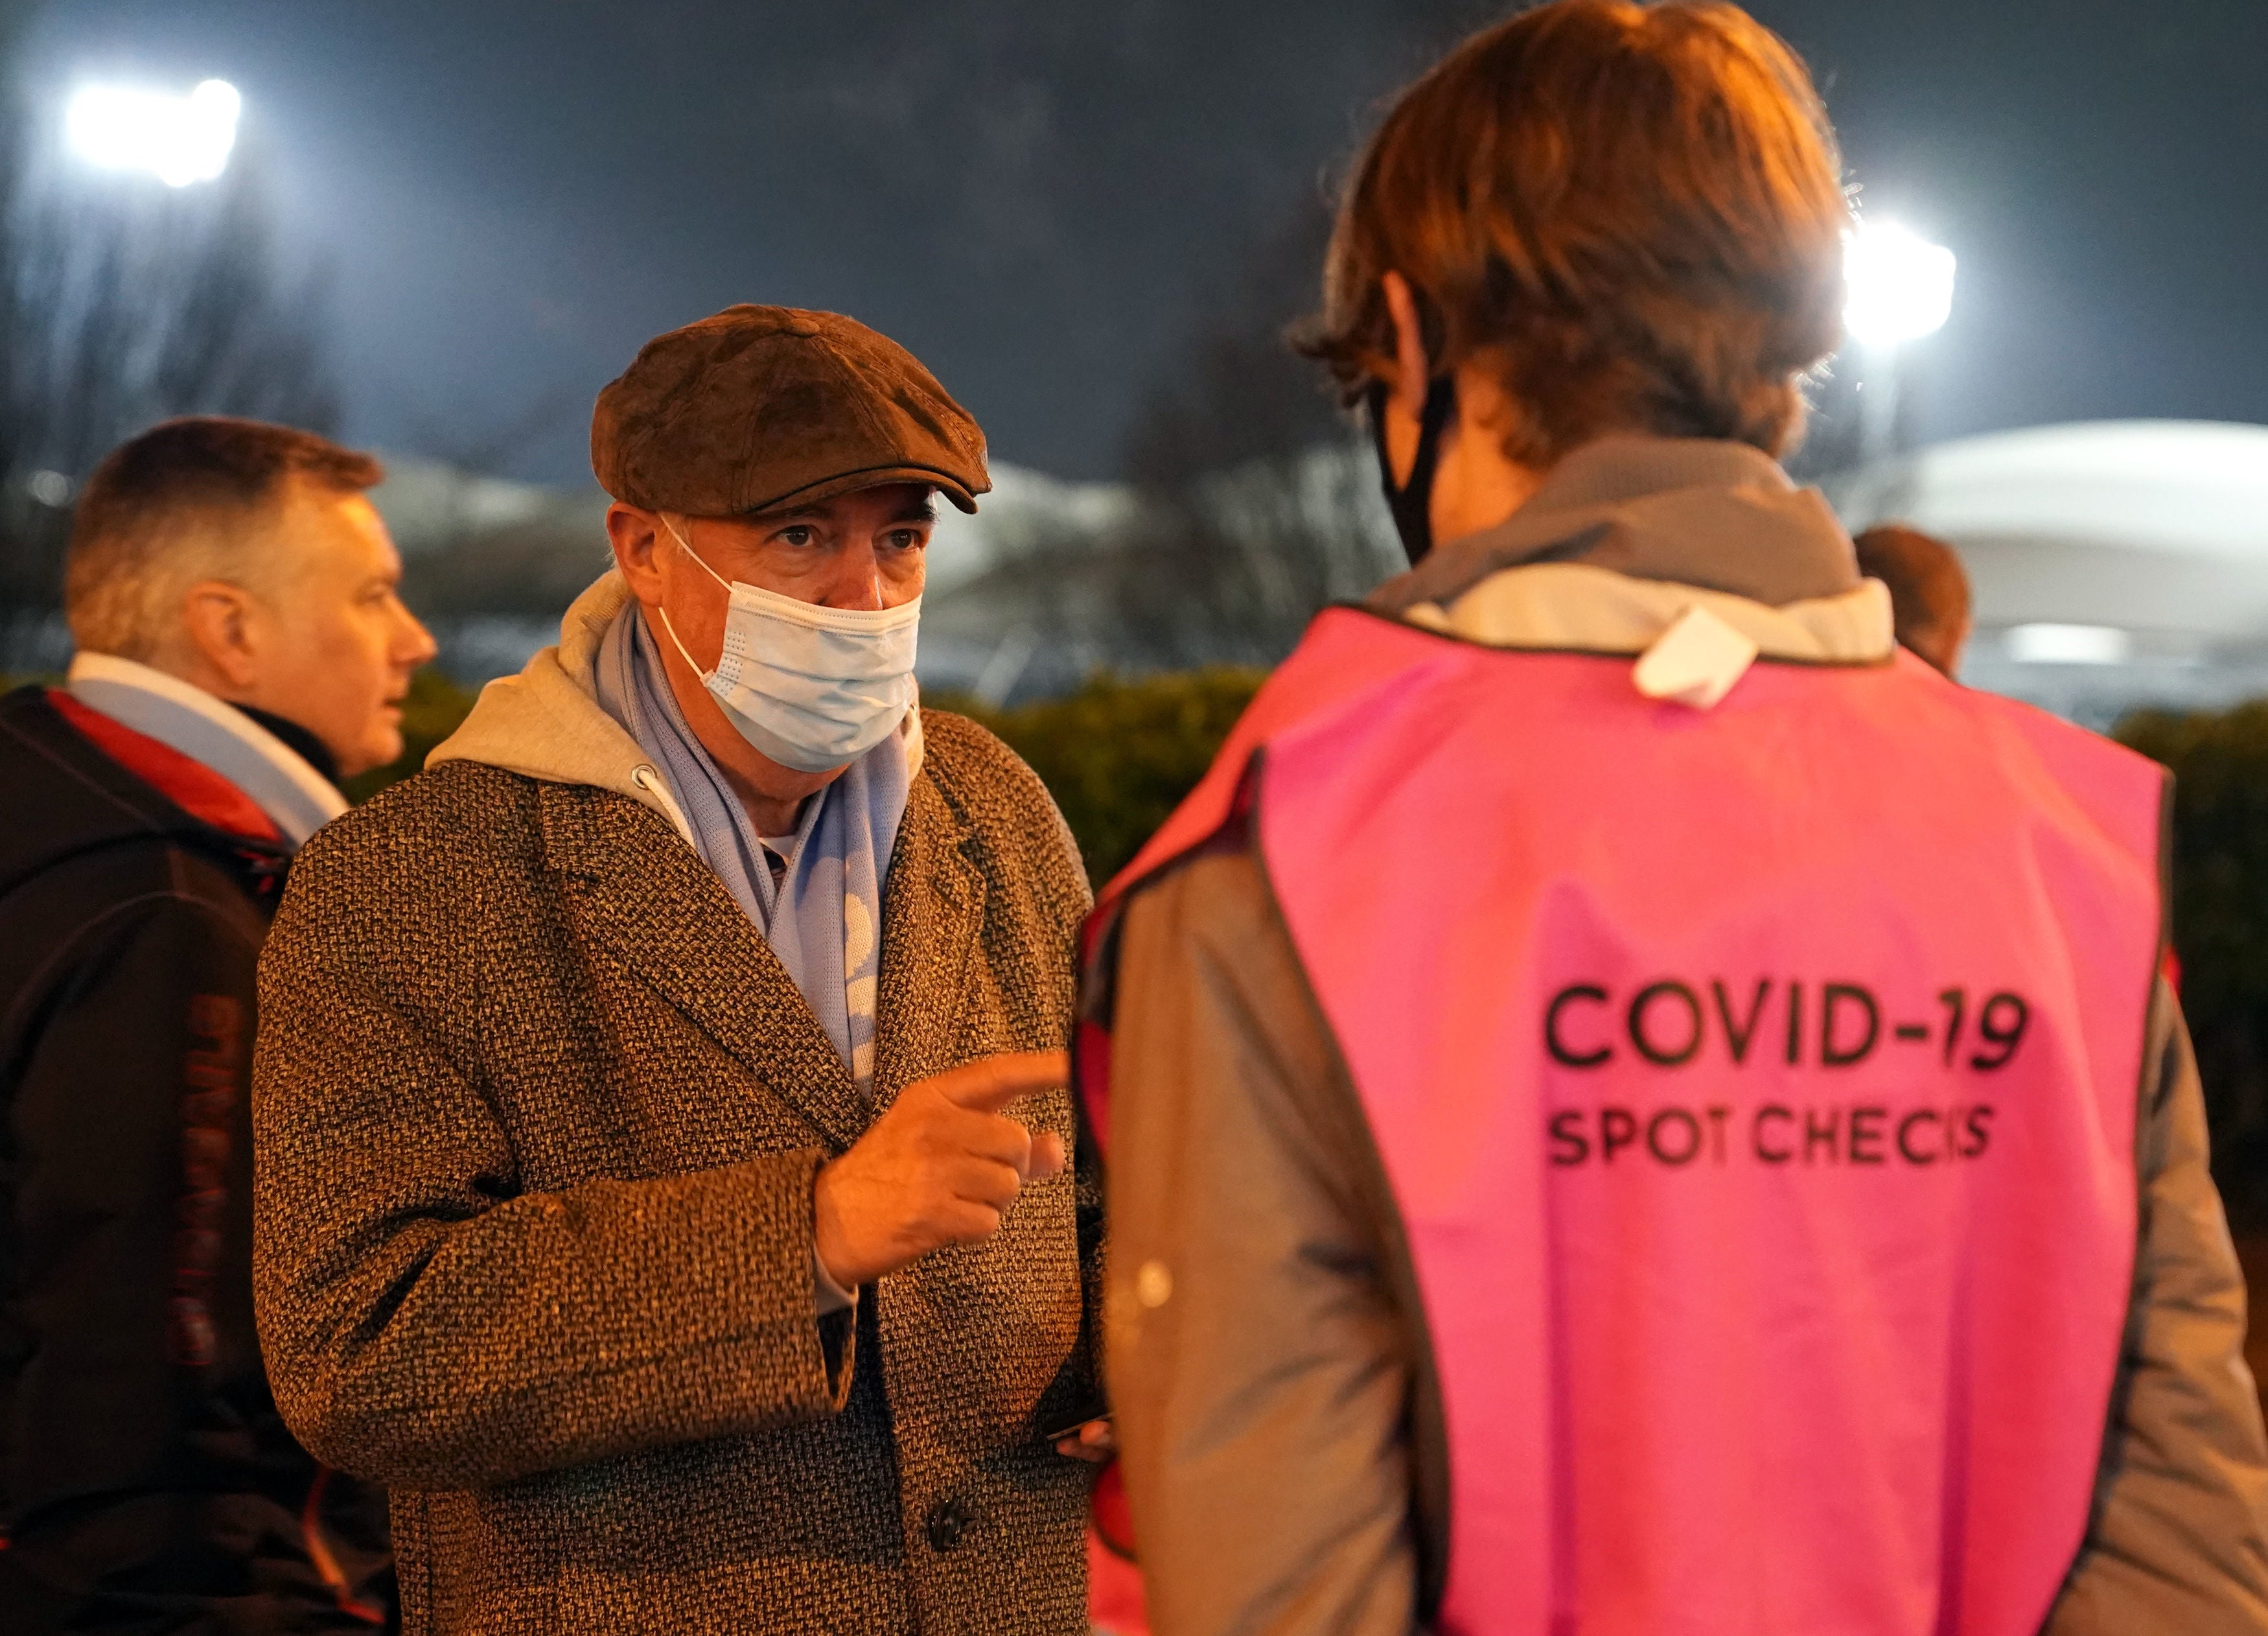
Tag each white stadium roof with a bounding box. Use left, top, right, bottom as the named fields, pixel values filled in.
left=1836, top=419, right=2268, bottom=723
left=1840, top=419, right=2268, bottom=640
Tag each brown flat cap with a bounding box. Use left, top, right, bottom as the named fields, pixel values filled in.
left=592, top=305, right=989, bottom=517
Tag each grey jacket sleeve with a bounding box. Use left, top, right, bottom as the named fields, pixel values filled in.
left=2047, top=977, right=2268, bottom=1633
left=1105, top=844, right=1425, bottom=1636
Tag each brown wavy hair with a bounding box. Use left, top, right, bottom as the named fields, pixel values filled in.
left=1301, top=0, right=1849, bottom=463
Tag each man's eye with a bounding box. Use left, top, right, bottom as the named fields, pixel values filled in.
left=886, top=529, right=927, bottom=551
left=780, top=526, right=817, bottom=547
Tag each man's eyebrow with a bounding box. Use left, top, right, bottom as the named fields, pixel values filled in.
left=746, top=495, right=934, bottom=527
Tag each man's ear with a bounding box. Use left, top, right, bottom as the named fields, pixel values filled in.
left=179, top=580, right=262, bottom=692
left=1379, top=272, right=1433, bottom=489
left=606, top=502, right=667, bottom=605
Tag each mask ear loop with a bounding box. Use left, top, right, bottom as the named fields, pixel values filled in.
left=651, top=510, right=731, bottom=683
left=1369, top=375, right=1457, bottom=566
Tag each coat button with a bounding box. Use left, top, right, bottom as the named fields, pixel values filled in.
left=925, top=1497, right=971, bottom=1552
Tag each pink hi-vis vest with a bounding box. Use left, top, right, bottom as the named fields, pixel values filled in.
left=1082, top=606, right=2166, bottom=1636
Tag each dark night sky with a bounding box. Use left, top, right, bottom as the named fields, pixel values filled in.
left=23, top=0, right=2268, bottom=486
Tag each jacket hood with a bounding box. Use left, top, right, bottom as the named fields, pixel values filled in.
left=1371, top=434, right=1893, bottom=664
left=428, top=571, right=923, bottom=843
left=1374, top=436, right=1862, bottom=612
left=428, top=572, right=689, bottom=835
left=0, top=684, right=263, bottom=898
left=1401, top=561, right=1892, bottom=664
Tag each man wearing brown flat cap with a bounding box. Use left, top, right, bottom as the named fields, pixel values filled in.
left=250, top=306, right=1106, bottom=1634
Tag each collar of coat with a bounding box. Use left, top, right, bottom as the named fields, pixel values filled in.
left=531, top=753, right=984, bottom=1146
left=428, top=570, right=926, bottom=850
left=432, top=575, right=973, bottom=1134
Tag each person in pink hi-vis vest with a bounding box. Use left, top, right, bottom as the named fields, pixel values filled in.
left=1079, top=5, right=2268, bottom=1634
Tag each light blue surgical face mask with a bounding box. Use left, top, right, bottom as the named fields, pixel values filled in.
left=653, top=513, right=920, bottom=773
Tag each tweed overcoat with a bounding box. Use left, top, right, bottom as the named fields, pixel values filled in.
left=251, top=702, right=1100, bottom=1635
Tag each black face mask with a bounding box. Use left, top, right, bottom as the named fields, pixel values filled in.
left=1367, top=375, right=1457, bottom=567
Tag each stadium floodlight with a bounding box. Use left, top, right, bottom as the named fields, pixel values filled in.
left=65, top=78, right=241, bottom=187
left=1843, top=221, right=1957, bottom=349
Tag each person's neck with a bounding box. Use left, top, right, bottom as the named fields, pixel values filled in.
left=128, top=650, right=342, bottom=786
left=1420, top=373, right=1550, bottom=548
left=722, top=762, right=813, bottom=837
left=230, top=703, right=342, bottom=787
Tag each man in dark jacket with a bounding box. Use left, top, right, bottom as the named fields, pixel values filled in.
left=0, top=417, right=434, bottom=1631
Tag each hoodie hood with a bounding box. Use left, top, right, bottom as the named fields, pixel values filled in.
left=0, top=685, right=277, bottom=900
left=1373, top=435, right=1864, bottom=614
left=1369, top=434, right=1893, bottom=666
left=429, top=571, right=923, bottom=844
left=428, top=572, right=690, bottom=837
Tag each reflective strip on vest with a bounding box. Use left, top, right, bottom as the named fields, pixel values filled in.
left=1087, top=606, right=2164, bottom=1636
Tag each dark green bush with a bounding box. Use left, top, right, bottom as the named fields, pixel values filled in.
left=944, top=669, right=1265, bottom=889
left=2116, top=702, right=2268, bottom=1229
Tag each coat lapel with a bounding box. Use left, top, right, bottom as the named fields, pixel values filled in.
left=538, top=784, right=871, bottom=1152
left=873, top=771, right=984, bottom=1104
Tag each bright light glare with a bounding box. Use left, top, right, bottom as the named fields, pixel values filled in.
left=1844, top=221, right=1956, bottom=347
left=2006, top=623, right=2133, bottom=666
left=65, top=79, right=240, bottom=187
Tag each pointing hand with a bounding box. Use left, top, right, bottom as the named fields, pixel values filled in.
left=812, top=1050, right=1070, bottom=1291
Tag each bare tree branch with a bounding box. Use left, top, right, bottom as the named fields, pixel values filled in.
left=0, top=86, right=338, bottom=642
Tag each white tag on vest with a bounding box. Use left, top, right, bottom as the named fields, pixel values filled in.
left=1632, top=604, right=1760, bottom=710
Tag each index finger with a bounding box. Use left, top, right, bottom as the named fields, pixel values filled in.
left=931, top=1050, right=1072, bottom=1114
